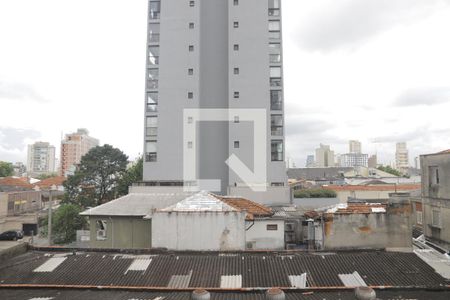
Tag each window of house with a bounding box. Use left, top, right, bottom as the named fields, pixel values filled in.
left=234, top=0, right=239, bottom=5
left=187, top=116, right=193, bottom=124
left=149, top=23, right=160, bottom=43
left=271, top=182, right=284, bottom=186
left=432, top=210, right=441, bottom=227
left=270, top=90, right=282, bottom=110
left=234, top=116, right=239, bottom=123
left=96, top=220, right=107, bottom=241
left=268, top=0, right=280, bottom=16
left=146, top=140, right=157, bottom=162
left=148, top=68, right=159, bottom=89
left=269, top=43, right=281, bottom=63
left=269, top=21, right=281, bottom=39
left=189, top=1, right=195, bottom=7
left=267, top=224, right=278, bottom=231
left=146, top=116, right=158, bottom=137
left=270, top=66, right=282, bottom=87
left=429, top=166, right=440, bottom=185
left=234, top=67, right=240, bottom=74
left=189, top=22, right=195, bottom=29
left=189, top=45, right=194, bottom=52
left=234, top=44, right=239, bottom=51
left=148, top=46, right=160, bottom=65
left=234, top=91, right=240, bottom=99
left=416, top=211, right=423, bottom=225
left=271, top=140, right=283, bottom=161
left=188, top=92, right=194, bottom=99
left=149, top=0, right=161, bottom=20
left=188, top=68, right=194, bottom=75
left=271, top=114, right=283, bottom=136
left=147, top=92, right=158, bottom=112
left=234, top=21, right=239, bottom=28
left=234, top=141, right=240, bottom=148
left=187, top=141, right=193, bottom=148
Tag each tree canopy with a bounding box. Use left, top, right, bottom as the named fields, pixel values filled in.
left=294, top=188, right=337, bottom=198
left=0, top=161, right=14, bottom=177
left=63, top=144, right=128, bottom=207
left=377, top=165, right=403, bottom=177
left=117, top=156, right=143, bottom=197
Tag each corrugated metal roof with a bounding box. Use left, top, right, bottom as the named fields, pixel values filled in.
left=338, top=271, right=367, bottom=287
left=167, top=271, right=193, bottom=288
left=160, top=191, right=237, bottom=212
left=220, top=275, right=242, bottom=288
left=2, top=289, right=450, bottom=300
left=125, top=258, right=152, bottom=274
left=80, top=192, right=192, bottom=216
left=288, top=273, right=307, bottom=288
left=33, top=257, right=67, bottom=273
left=1, top=251, right=446, bottom=289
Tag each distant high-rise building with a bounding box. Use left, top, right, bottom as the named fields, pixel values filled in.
left=60, top=129, right=99, bottom=176
left=315, top=144, right=335, bottom=167
left=27, top=142, right=56, bottom=177
left=306, top=155, right=315, bottom=168
left=141, top=0, right=288, bottom=203
left=368, top=154, right=378, bottom=169
left=395, top=142, right=409, bottom=169
left=414, top=156, right=420, bottom=169
left=13, top=162, right=27, bottom=177
left=338, top=153, right=368, bottom=168
left=349, top=140, right=362, bottom=154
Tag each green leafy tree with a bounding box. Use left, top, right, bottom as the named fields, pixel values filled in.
left=63, top=144, right=128, bottom=207
left=39, top=204, right=87, bottom=244
left=37, top=172, right=58, bottom=180
left=117, top=156, right=143, bottom=196
left=0, top=161, right=14, bottom=177
left=377, top=165, right=403, bottom=177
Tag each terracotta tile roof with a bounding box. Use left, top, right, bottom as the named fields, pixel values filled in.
left=34, top=176, right=66, bottom=188
left=323, top=184, right=420, bottom=192
left=0, top=177, right=33, bottom=189
left=218, top=196, right=273, bottom=220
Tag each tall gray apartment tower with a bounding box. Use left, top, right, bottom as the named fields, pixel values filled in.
left=143, top=0, right=289, bottom=205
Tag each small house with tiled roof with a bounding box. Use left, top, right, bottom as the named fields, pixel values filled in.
left=151, top=191, right=284, bottom=251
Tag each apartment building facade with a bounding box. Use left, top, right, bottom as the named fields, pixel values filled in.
left=27, top=142, right=56, bottom=177
left=421, top=150, right=450, bottom=251
left=396, top=142, right=409, bottom=169
left=143, top=0, right=288, bottom=204
left=60, top=129, right=99, bottom=176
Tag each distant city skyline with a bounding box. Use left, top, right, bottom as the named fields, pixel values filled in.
left=1, top=0, right=450, bottom=167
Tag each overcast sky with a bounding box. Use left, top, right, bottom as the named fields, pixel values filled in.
left=1, top=0, right=450, bottom=168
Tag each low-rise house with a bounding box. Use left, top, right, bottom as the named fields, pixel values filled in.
left=80, top=192, right=191, bottom=249
left=0, top=177, right=42, bottom=219
left=151, top=192, right=284, bottom=251
left=317, top=193, right=413, bottom=251
left=420, top=150, right=450, bottom=250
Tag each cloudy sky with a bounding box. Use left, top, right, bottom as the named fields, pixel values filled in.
left=1, top=0, right=450, bottom=168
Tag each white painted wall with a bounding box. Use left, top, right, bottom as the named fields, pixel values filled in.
left=152, top=211, right=246, bottom=251
left=228, top=186, right=291, bottom=206
left=246, top=219, right=285, bottom=250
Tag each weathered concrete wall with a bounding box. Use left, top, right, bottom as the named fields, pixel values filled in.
left=323, top=196, right=412, bottom=251
left=334, top=190, right=394, bottom=203
left=246, top=219, right=285, bottom=250
left=88, top=216, right=152, bottom=249
left=152, top=211, right=246, bottom=251
left=421, top=153, right=450, bottom=250
left=0, top=242, right=27, bottom=263
left=0, top=193, right=7, bottom=220
left=228, top=186, right=291, bottom=206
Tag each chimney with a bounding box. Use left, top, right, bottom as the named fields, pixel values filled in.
left=266, top=288, right=286, bottom=300
left=192, top=289, right=210, bottom=300
left=355, top=286, right=376, bottom=300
